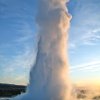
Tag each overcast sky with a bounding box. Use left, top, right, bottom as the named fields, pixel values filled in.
left=0, top=0, right=100, bottom=85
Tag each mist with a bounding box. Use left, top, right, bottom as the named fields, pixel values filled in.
left=11, top=0, right=72, bottom=100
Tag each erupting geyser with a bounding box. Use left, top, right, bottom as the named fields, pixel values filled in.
left=11, top=0, right=72, bottom=100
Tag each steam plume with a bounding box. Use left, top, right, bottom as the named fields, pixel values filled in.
left=11, top=0, right=72, bottom=100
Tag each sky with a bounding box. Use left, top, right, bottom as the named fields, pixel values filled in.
left=0, top=0, right=100, bottom=85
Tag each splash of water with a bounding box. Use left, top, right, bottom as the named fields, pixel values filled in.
left=11, top=0, right=72, bottom=100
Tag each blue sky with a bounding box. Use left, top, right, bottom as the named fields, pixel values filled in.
left=0, top=0, right=100, bottom=85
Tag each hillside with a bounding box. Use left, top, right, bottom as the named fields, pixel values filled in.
left=0, top=83, right=26, bottom=97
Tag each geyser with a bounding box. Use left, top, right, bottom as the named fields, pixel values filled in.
left=11, top=0, right=72, bottom=100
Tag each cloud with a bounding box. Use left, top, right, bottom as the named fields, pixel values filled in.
left=82, top=28, right=100, bottom=45
left=69, top=0, right=100, bottom=49
left=69, top=43, right=76, bottom=49
left=0, top=0, right=36, bottom=19
left=0, top=14, right=39, bottom=84
left=70, top=60, right=100, bottom=72
left=5, top=46, right=35, bottom=71
left=0, top=46, right=36, bottom=84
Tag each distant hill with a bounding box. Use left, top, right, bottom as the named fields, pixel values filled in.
left=0, top=83, right=26, bottom=97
